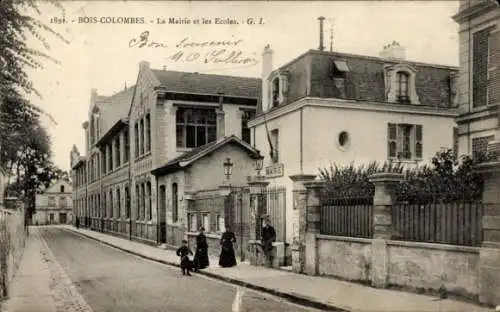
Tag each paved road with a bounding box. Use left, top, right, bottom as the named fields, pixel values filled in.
left=39, top=227, right=318, bottom=312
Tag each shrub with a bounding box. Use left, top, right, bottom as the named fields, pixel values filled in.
left=319, top=149, right=485, bottom=202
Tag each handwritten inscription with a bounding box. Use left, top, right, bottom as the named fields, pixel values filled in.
left=128, top=30, right=259, bottom=66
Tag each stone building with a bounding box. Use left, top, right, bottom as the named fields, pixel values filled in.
left=33, top=179, right=73, bottom=225
left=71, top=62, right=261, bottom=245
left=248, top=22, right=460, bottom=252
left=453, top=0, right=500, bottom=158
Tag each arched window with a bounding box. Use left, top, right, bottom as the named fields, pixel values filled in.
left=60, top=185, right=65, bottom=193
left=172, top=183, right=178, bottom=223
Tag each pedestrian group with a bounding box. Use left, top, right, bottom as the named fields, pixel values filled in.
left=176, top=217, right=276, bottom=276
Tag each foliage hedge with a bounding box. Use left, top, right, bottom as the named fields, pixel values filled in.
left=318, top=149, right=497, bottom=202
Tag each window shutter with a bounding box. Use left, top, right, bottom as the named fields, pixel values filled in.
left=453, top=127, right=459, bottom=157
left=473, top=27, right=491, bottom=108
left=415, top=125, right=423, bottom=159
left=488, top=30, right=500, bottom=106
left=387, top=123, right=397, bottom=158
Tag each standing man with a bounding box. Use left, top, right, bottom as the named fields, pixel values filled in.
left=261, top=217, right=276, bottom=268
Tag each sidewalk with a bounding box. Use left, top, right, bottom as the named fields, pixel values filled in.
left=0, top=229, right=56, bottom=312
left=65, top=225, right=493, bottom=312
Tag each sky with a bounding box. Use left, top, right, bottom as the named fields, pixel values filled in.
left=25, top=0, right=460, bottom=171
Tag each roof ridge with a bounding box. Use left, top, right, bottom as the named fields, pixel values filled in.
left=150, top=69, right=260, bottom=81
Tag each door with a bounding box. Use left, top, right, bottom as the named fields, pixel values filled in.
left=59, top=213, right=67, bottom=224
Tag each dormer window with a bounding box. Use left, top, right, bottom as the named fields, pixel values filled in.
left=396, top=71, right=410, bottom=104
left=269, top=72, right=289, bottom=107
left=272, top=77, right=280, bottom=107
left=384, top=64, right=420, bottom=105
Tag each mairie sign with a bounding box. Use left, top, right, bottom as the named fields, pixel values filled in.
left=265, top=163, right=284, bottom=178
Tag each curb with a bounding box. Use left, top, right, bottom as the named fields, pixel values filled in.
left=66, top=227, right=349, bottom=312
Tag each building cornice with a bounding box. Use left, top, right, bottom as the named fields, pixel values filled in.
left=455, top=105, right=499, bottom=124
left=452, top=1, right=497, bottom=24
left=248, top=97, right=458, bottom=127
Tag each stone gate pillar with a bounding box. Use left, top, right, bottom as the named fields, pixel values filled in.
left=303, top=180, right=324, bottom=276
left=475, top=145, right=500, bottom=306
left=368, top=172, right=403, bottom=288
left=289, top=174, right=316, bottom=273
left=247, top=177, right=269, bottom=266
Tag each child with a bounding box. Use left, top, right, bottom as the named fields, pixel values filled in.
left=176, top=240, right=194, bottom=276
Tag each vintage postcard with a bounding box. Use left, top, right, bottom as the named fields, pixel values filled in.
left=1, top=0, right=500, bottom=311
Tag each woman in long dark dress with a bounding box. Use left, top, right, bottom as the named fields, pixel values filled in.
left=194, top=227, right=210, bottom=269
left=219, top=225, right=237, bottom=268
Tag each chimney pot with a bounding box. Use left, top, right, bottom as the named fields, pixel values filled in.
left=139, top=60, right=150, bottom=70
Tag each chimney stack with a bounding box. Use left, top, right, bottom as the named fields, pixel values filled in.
left=379, top=41, right=406, bottom=60
left=318, top=17, right=326, bottom=51
left=216, top=92, right=225, bottom=140
left=261, top=45, right=274, bottom=113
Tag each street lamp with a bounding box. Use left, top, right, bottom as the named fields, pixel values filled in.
left=223, top=157, right=233, bottom=181
left=254, top=157, right=264, bottom=176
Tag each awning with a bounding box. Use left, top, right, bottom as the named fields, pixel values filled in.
left=333, top=60, right=350, bottom=72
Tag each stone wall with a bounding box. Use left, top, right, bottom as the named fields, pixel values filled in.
left=0, top=206, right=26, bottom=300
left=315, top=235, right=479, bottom=299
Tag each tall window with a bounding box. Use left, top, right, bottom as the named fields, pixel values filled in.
left=472, top=28, right=491, bottom=108
left=135, top=184, right=140, bottom=220
left=146, top=182, right=152, bottom=220
left=125, top=186, right=130, bottom=219
left=109, top=189, right=114, bottom=218
left=387, top=123, right=423, bottom=160
left=60, top=185, right=65, bottom=193
left=134, top=123, right=139, bottom=158
left=124, top=129, right=130, bottom=163
left=108, top=144, right=113, bottom=172
left=115, top=137, right=121, bottom=167
left=145, top=114, right=151, bottom=152
left=116, top=188, right=121, bottom=218
left=48, top=196, right=56, bottom=206
left=140, top=183, right=146, bottom=220
left=176, top=108, right=217, bottom=148
left=139, top=119, right=145, bottom=155
left=172, top=183, right=178, bottom=222
left=396, top=71, right=410, bottom=104
left=241, top=110, right=256, bottom=144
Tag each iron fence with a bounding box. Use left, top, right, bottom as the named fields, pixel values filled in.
left=263, top=186, right=287, bottom=242
left=320, top=192, right=373, bottom=238
left=392, top=198, right=483, bottom=246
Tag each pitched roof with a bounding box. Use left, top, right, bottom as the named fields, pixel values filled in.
left=98, top=86, right=135, bottom=139
left=151, top=70, right=261, bottom=99
left=151, top=135, right=262, bottom=176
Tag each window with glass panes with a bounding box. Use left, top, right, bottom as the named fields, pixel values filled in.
left=176, top=108, right=217, bottom=148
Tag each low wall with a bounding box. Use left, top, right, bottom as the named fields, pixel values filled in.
left=317, top=235, right=372, bottom=283
left=315, top=235, right=479, bottom=299
left=387, top=241, right=479, bottom=299
left=0, top=207, right=26, bottom=300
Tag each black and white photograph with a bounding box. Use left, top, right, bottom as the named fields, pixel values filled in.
left=1, top=0, right=500, bottom=311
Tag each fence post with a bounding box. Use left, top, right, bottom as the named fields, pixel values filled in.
left=302, top=180, right=324, bottom=276
left=247, top=177, right=269, bottom=266
left=289, top=174, right=317, bottom=273
left=368, top=172, right=402, bottom=288
left=474, top=154, right=500, bottom=306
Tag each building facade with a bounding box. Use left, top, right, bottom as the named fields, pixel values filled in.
left=71, top=61, right=261, bottom=245
left=248, top=41, right=459, bottom=247
left=453, top=0, right=500, bottom=158
left=33, top=179, right=73, bottom=225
